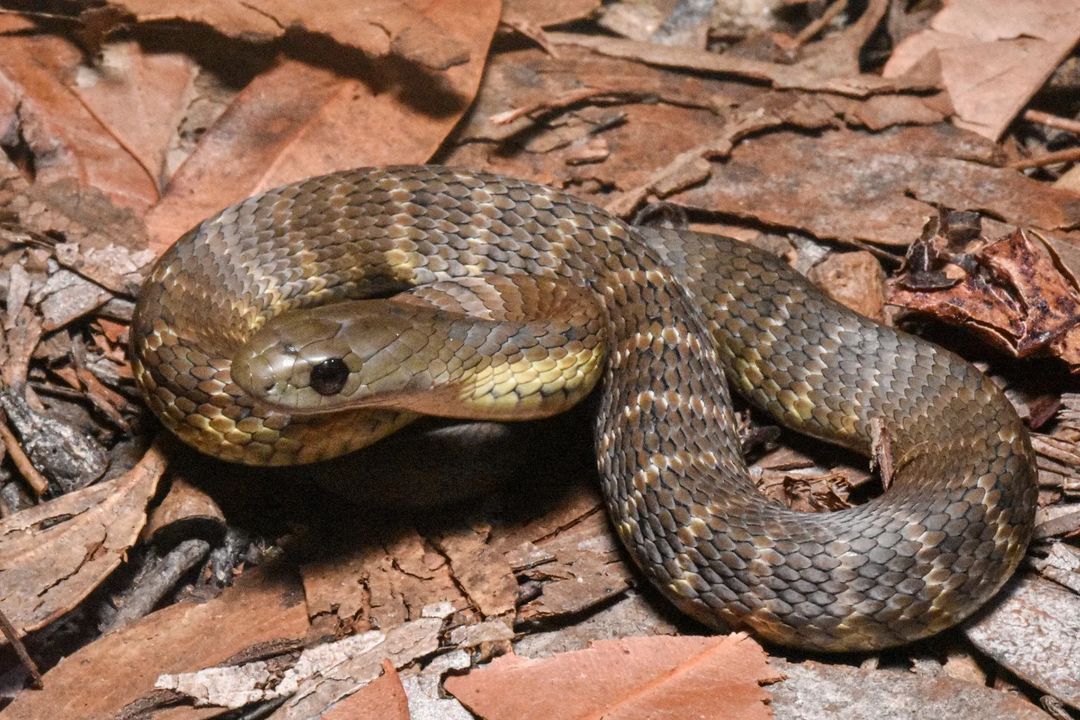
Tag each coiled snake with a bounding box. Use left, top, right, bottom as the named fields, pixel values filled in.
left=131, top=166, right=1037, bottom=651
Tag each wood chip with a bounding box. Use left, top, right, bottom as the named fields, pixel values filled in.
left=770, top=658, right=1053, bottom=720
left=965, top=573, right=1080, bottom=710
left=0, top=441, right=164, bottom=641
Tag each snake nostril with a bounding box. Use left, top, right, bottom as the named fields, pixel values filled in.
left=310, top=358, right=349, bottom=395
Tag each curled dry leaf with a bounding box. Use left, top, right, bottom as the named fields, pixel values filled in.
left=445, top=633, right=781, bottom=720
left=889, top=228, right=1080, bottom=372
left=0, top=441, right=164, bottom=642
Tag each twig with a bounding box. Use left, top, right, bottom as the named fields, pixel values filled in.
left=0, top=606, right=43, bottom=689
left=791, top=0, right=848, bottom=48
left=1009, top=147, right=1080, bottom=170
left=1024, top=109, right=1080, bottom=136
left=0, top=411, right=48, bottom=496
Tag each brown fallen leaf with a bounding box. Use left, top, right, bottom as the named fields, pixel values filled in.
left=0, top=440, right=165, bottom=642
left=889, top=228, right=1080, bottom=371
left=445, top=633, right=781, bottom=720
left=884, top=0, right=1080, bottom=140
left=808, top=251, right=887, bottom=321
left=70, top=40, right=197, bottom=190
left=502, top=0, right=601, bottom=29
left=146, top=0, right=500, bottom=250
left=108, top=0, right=473, bottom=70
left=0, top=17, right=158, bottom=211
left=604, top=92, right=838, bottom=217
left=547, top=31, right=935, bottom=97
left=0, top=565, right=310, bottom=719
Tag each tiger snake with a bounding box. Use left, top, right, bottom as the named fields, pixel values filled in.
left=131, top=166, right=1037, bottom=651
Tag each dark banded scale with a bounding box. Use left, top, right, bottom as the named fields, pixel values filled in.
left=131, top=166, right=1037, bottom=651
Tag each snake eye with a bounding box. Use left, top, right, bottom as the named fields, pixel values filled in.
left=310, top=358, right=349, bottom=396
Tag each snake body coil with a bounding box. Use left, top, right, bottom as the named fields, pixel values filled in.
left=132, top=166, right=1036, bottom=651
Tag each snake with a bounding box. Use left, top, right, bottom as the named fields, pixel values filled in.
left=130, top=165, right=1037, bottom=651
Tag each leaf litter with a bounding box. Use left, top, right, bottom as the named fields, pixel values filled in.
left=0, top=0, right=1078, bottom=718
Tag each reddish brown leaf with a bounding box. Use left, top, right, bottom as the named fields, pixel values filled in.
left=889, top=229, right=1080, bottom=370
left=808, top=251, right=887, bottom=321
left=502, top=0, right=601, bottom=28
left=71, top=40, right=197, bottom=190
left=0, top=19, right=158, bottom=211
left=146, top=0, right=500, bottom=250
left=670, top=127, right=1080, bottom=247
left=445, top=633, right=781, bottom=720
left=0, top=567, right=310, bottom=719
left=110, top=0, right=472, bottom=70
left=547, top=31, right=935, bottom=97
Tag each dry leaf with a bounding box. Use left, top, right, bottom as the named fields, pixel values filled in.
left=884, top=0, right=1080, bottom=140
left=889, top=229, right=1080, bottom=371
left=547, top=31, right=935, bottom=97
left=322, top=660, right=410, bottom=720
left=71, top=40, right=198, bottom=190
left=0, top=441, right=165, bottom=641
left=109, top=0, right=472, bottom=70
left=808, top=251, right=887, bottom=321
left=0, top=18, right=158, bottom=211
left=446, top=633, right=781, bottom=720
left=145, top=0, right=501, bottom=250
left=502, top=0, right=601, bottom=28
left=0, top=566, right=310, bottom=719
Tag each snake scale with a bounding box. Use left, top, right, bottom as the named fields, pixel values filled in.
left=131, top=166, right=1037, bottom=651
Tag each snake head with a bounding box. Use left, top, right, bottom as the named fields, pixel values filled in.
left=231, top=300, right=428, bottom=414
